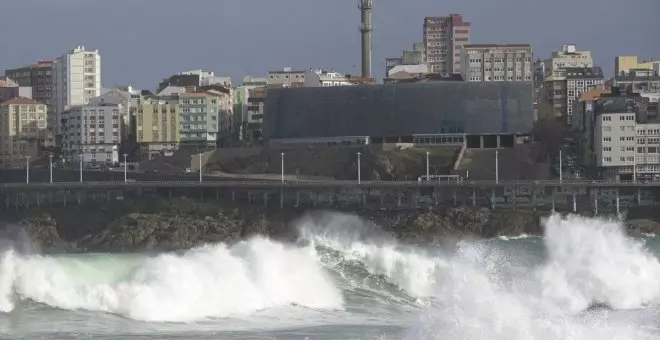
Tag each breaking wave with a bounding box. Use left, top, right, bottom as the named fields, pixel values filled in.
left=0, top=212, right=659, bottom=339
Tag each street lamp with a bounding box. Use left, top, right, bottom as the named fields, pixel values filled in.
left=79, top=153, right=83, bottom=183
left=426, top=151, right=430, bottom=181
left=281, top=152, right=285, bottom=183
left=357, top=152, right=362, bottom=184
left=48, top=154, right=53, bottom=183
left=123, top=153, right=128, bottom=183
left=495, top=150, right=499, bottom=184
left=25, top=156, right=31, bottom=184
left=198, top=152, right=203, bottom=183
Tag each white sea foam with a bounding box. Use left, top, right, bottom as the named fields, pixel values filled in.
left=0, top=237, right=343, bottom=322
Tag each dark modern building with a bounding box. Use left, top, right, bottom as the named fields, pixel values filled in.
left=263, top=81, right=534, bottom=148
left=4, top=60, right=54, bottom=105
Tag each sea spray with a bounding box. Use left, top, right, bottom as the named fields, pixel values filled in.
left=0, top=237, right=343, bottom=322
left=538, top=214, right=660, bottom=312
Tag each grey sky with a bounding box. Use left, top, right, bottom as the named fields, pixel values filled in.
left=1, top=0, right=658, bottom=90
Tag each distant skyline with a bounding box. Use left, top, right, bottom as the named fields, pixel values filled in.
left=1, top=0, right=658, bottom=90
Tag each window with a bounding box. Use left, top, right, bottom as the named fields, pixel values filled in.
left=603, top=137, right=611, bottom=142
left=603, top=147, right=611, bottom=152
left=604, top=157, right=612, bottom=162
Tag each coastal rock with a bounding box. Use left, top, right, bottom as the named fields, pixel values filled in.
left=18, top=213, right=68, bottom=251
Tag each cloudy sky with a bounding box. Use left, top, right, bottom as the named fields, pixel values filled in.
left=1, top=0, right=658, bottom=89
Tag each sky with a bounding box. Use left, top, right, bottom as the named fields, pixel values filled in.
left=1, top=0, right=658, bottom=90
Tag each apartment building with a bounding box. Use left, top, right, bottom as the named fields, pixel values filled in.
left=267, top=68, right=306, bottom=87
left=52, top=45, right=102, bottom=138
left=246, top=87, right=266, bottom=141
left=460, top=44, right=533, bottom=82
left=545, top=67, right=604, bottom=124
left=136, top=98, right=180, bottom=159
left=614, top=69, right=660, bottom=93
left=592, top=90, right=660, bottom=180
left=423, top=14, right=470, bottom=75
left=157, top=70, right=231, bottom=93
left=615, top=56, right=660, bottom=75
left=4, top=60, right=54, bottom=105
left=60, top=103, right=121, bottom=164
left=0, top=77, right=32, bottom=103
left=0, top=97, right=47, bottom=168
left=178, top=92, right=226, bottom=148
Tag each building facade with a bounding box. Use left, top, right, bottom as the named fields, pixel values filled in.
left=178, top=92, right=225, bottom=148
left=60, top=103, right=121, bottom=165
left=385, top=42, right=426, bottom=77
left=460, top=44, right=533, bottom=82
left=0, top=77, right=32, bottom=103
left=614, top=69, right=660, bottom=93
left=136, top=98, right=180, bottom=159
left=591, top=91, right=660, bottom=180
left=615, top=56, right=660, bottom=76
left=423, top=14, right=470, bottom=75
left=52, top=45, right=102, bottom=137
left=0, top=97, right=48, bottom=168
left=4, top=60, right=54, bottom=105
left=303, top=70, right=355, bottom=87
left=267, top=68, right=306, bottom=87
left=246, top=87, right=266, bottom=141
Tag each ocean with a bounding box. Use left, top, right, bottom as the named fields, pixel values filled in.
left=1, top=212, right=659, bottom=339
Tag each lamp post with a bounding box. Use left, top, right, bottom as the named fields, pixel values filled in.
left=495, top=150, right=499, bottom=184
left=281, top=152, right=285, bottom=183
left=357, top=152, right=362, bottom=184
left=123, top=153, right=128, bottom=183
left=25, top=156, right=31, bottom=184
left=198, top=153, right=203, bottom=183
left=48, top=154, right=53, bottom=183
left=426, top=151, right=430, bottom=181
left=79, top=153, right=83, bottom=183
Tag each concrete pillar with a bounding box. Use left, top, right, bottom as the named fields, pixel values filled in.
left=397, top=190, right=402, bottom=208
left=480, top=135, right=484, bottom=148
left=414, top=190, right=419, bottom=209
left=379, top=190, right=384, bottom=207
left=232, top=191, right=235, bottom=201
left=637, top=188, right=641, bottom=206
left=4, top=194, right=9, bottom=211
left=76, top=192, right=82, bottom=205
left=248, top=191, right=252, bottom=204
left=362, top=192, right=367, bottom=208
left=433, top=188, right=439, bottom=206
left=472, top=187, right=476, bottom=206
left=280, top=188, right=284, bottom=209
left=512, top=187, right=517, bottom=210
left=572, top=192, right=576, bottom=213
left=168, top=188, right=172, bottom=199
left=593, top=190, right=598, bottom=216
left=491, top=189, right=495, bottom=209
left=296, top=190, right=301, bottom=207
left=63, top=192, right=67, bottom=207
left=532, top=191, right=536, bottom=211
left=453, top=190, right=457, bottom=206
left=263, top=192, right=268, bottom=206
left=496, top=135, right=501, bottom=148
left=216, top=189, right=219, bottom=201
left=616, top=189, right=620, bottom=216
left=551, top=189, right=556, bottom=213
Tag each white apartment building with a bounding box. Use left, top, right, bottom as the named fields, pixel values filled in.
left=542, top=45, right=593, bottom=77
left=460, top=44, right=533, bottom=82
left=52, top=45, right=102, bottom=136
left=303, top=69, right=355, bottom=87
left=593, top=95, right=660, bottom=180
left=423, top=14, right=470, bottom=75
left=60, top=103, right=121, bottom=165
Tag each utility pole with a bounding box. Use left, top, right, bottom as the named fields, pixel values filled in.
left=495, top=150, right=499, bottom=184
left=559, top=149, right=563, bottom=183
left=49, top=154, right=53, bottom=183
left=426, top=151, right=430, bottom=181
left=198, top=153, right=203, bottom=183
left=79, top=154, right=83, bottom=183
left=25, top=156, right=31, bottom=183
left=357, top=152, right=362, bottom=184
left=123, top=153, right=128, bottom=183
left=281, top=152, right=285, bottom=183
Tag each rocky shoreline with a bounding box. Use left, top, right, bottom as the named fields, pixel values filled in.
left=2, top=198, right=660, bottom=253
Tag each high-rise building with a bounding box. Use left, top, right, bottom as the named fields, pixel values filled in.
left=4, top=60, right=54, bottom=105
left=423, top=14, right=470, bottom=75
left=59, top=102, right=121, bottom=164
left=52, top=45, right=102, bottom=137
left=0, top=97, right=48, bottom=167
left=615, top=56, right=660, bottom=76
left=460, top=44, right=533, bottom=82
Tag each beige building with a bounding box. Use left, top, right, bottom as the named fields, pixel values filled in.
left=0, top=97, right=48, bottom=167
left=460, top=44, right=533, bottom=82
left=615, top=56, right=660, bottom=75
left=136, top=98, right=180, bottom=158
